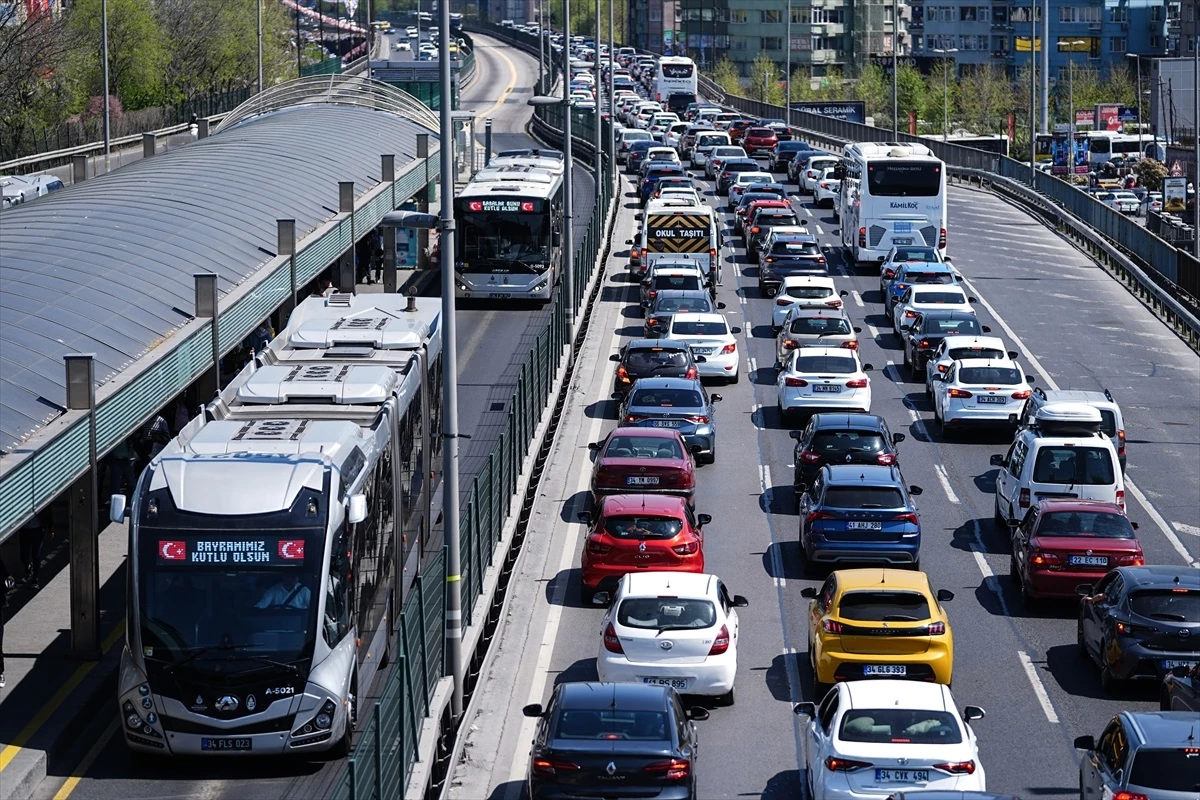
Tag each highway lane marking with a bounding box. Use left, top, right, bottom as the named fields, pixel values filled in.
left=850, top=290, right=864, bottom=308
left=956, top=273, right=1198, bottom=568
left=934, top=464, right=960, bottom=504
left=51, top=719, right=119, bottom=800
left=815, top=225, right=824, bottom=235
left=803, top=206, right=813, bottom=217
left=1018, top=650, right=1061, bottom=724
left=477, top=46, right=520, bottom=124
left=748, top=356, right=757, bottom=374
left=0, top=621, right=125, bottom=773
left=1172, top=521, right=1200, bottom=537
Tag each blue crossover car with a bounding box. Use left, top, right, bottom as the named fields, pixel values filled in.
left=615, top=377, right=722, bottom=464
left=798, top=464, right=924, bottom=574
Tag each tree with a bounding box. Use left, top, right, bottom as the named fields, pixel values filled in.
left=895, top=64, right=926, bottom=131
left=749, top=52, right=784, bottom=106
left=710, top=57, right=742, bottom=96
left=920, top=59, right=957, bottom=135
left=0, top=4, right=76, bottom=160
left=854, top=63, right=887, bottom=121
left=1052, top=62, right=1102, bottom=125
left=956, top=64, right=1010, bottom=134
left=789, top=66, right=815, bottom=102
left=1103, top=62, right=1137, bottom=110
left=813, top=66, right=845, bottom=102
left=64, top=0, right=169, bottom=109
left=1133, top=158, right=1167, bottom=191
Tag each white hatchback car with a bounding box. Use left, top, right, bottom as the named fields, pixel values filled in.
left=595, top=571, right=747, bottom=705
left=892, top=285, right=976, bottom=335
left=795, top=680, right=988, bottom=800
left=772, top=276, right=844, bottom=329
left=932, top=357, right=1033, bottom=433
left=924, top=335, right=1016, bottom=397
left=813, top=168, right=841, bottom=207
left=664, top=313, right=740, bottom=383
left=776, top=347, right=874, bottom=419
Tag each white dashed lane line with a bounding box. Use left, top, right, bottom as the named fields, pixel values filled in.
left=1018, top=650, right=1061, bottom=724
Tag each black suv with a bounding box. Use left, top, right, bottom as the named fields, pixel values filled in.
left=902, top=310, right=991, bottom=376
left=610, top=338, right=704, bottom=397
left=789, top=413, right=906, bottom=495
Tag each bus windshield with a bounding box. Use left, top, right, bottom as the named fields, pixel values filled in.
left=867, top=161, right=942, bottom=197
left=459, top=209, right=551, bottom=273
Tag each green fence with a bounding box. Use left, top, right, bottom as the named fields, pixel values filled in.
left=300, top=57, right=343, bottom=77
left=327, top=66, right=617, bottom=800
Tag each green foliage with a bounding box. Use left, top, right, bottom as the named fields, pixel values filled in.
left=1104, top=62, right=1137, bottom=110
left=1133, top=158, right=1167, bottom=191
left=65, top=0, right=169, bottom=110
left=854, top=64, right=887, bottom=120
left=711, top=57, right=742, bottom=96
left=813, top=67, right=845, bottom=101
left=895, top=64, right=925, bottom=130
left=955, top=64, right=1009, bottom=134
left=920, top=60, right=956, bottom=135
left=789, top=67, right=814, bottom=102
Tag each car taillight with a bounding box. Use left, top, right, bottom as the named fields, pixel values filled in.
left=786, top=377, right=809, bottom=387
left=708, top=624, right=730, bottom=655
left=686, top=415, right=709, bottom=423
left=1011, top=389, right=1031, bottom=399
left=806, top=510, right=835, bottom=525
left=933, top=760, right=975, bottom=775
left=617, top=365, right=630, bottom=382
left=751, top=226, right=760, bottom=234
left=1116, top=552, right=1145, bottom=566
left=709, top=247, right=717, bottom=260
left=1113, top=794, right=1150, bottom=800
left=533, top=757, right=581, bottom=776
left=648, top=290, right=657, bottom=301
left=673, top=538, right=700, bottom=556
left=918, top=339, right=931, bottom=349
left=817, top=256, right=826, bottom=263
left=603, top=622, right=624, bottom=653
left=781, top=339, right=799, bottom=351
left=647, top=317, right=659, bottom=327
left=825, top=299, right=843, bottom=308
left=948, top=388, right=973, bottom=398
left=858, top=227, right=867, bottom=247
left=939, top=228, right=947, bottom=249
left=720, top=343, right=736, bottom=354
left=645, top=758, right=691, bottom=781
left=1117, top=429, right=1126, bottom=456
left=821, top=619, right=844, bottom=633
left=824, top=755, right=870, bottom=771
left=587, top=536, right=613, bottom=555
left=820, top=182, right=829, bottom=189
left=685, top=367, right=697, bottom=379
left=891, top=512, right=919, bottom=525
left=624, top=414, right=644, bottom=423
left=776, top=297, right=793, bottom=306
left=883, top=268, right=896, bottom=279
left=1116, top=489, right=1125, bottom=509
left=845, top=378, right=868, bottom=388
left=876, top=452, right=895, bottom=465
left=1018, top=487, right=1030, bottom=508
left=631, top=247, right=641, bottom=259
left=926, top=621, right=946, bottom=635
left=841, top=340, right=859, bottom=350
left=937, top=363, right=949, bottom=373
left=903, top=309, right=917, bottom=319
left=765, top=257, right=775, bottom=263
left=1031, top=550, right=1060, bottom=566
left=897, top=282, right=911, bottom=291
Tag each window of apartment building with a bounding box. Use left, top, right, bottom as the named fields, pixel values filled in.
left=1058, top=6, right=1101, bottom=23
left=928, top=34, right=955, bottom=49
left=761, top=36, right=783, bottom=49
left=762, top=9, right=782, bottom=23
left=1010, top=6, right=1041, bottom=23
left=731, top=36, right=748, bottom=48
left=1150, top=34, right=1161, bottom=48
left=912, top=34, right=924, bottom=49
left=810, top=9, right=844, bottom=24
left=683, top=8, right=699, bottom=21
left=1109, top=5, right=1127, bottom=22
left=1109, top=36, right=1126, bottom=51
left=812, top=35, right=838, bottom=50
left=1150, top=4, right=1162, bottom=20
left=959, top=34, right=985, bottom=49
left=730, top=9, right=749, bottom=23
left=1056, top=35, right=1095, bottom=52
left=960, top=6, right=990, bottom=22
left=992, top=6, right=1007, bottom=23
left=961, top=6, right=977, bottom=21
left=927, top=5, right=954, bottom=21
left=992, top=34, right=1008, bottom=51
left=649, top=7, right=661, bottom=21
left=793, top=36, right=812, bottom=49
left=792, top=6, right=809, bottom=23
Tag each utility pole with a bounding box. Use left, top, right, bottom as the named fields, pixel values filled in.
left=891, top=0, right=899, bottom=138
left=609, top=0, right=615, bottom=161
left=101, top=0, right=111, bottom=167
left=1041, top=0, right=1049, bottom=133
left=1126, top=53, right=1143, bottom=158
left=1029, top=3, right=1036, bottom=185
left=932, top=48, right=957, bottom=140
left=785, top=0, right=792, bottom=125
left=563, top=0, right=575, bottom=318
left=1193, top=33, right=1198, bottom=257
left=595, top=0, right=601, bottom=177
left=257, top=0, right=264, bottom=95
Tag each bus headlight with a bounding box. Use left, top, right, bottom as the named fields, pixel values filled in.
left=532, top=280, right=548, bottom=292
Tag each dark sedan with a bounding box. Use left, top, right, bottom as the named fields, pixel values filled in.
left=745, top=207, right=802, bottom=258
left=616, top=377, right=723, bottom=464
left=902, top=310, right=992, bottom=376
left=769, top=140, right=813, bottom=172
left=790, top=413, right=905, bottom=494
left=716, top=158, right=760, bottom=195
left=610, top=339, right=703, bottom=397
left=640, top=164, right=688, bottom=202
left=524, top=682, right=709, bottom=800
left=626, top=139, right=657, bottom=173
left=644, top=290, right=724, bottom=338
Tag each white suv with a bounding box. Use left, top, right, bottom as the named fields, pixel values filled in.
left=1017, top=387, right=1127, bottom=472
left=991, top=403, right=1125, bottom=526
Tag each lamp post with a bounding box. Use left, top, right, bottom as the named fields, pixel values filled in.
left=595, top=0, right=602, bottom=177
left=785, top=0, right=792, bottom=125
left=1029, top=1, right=1036, bottom=184
left=609, top=0, right=616, bottom=162
left=101, top=0, right=111, bottom=165
left=1062, top=39, right=1085, bottom=180
left=1125, top=52, right=1143, bottom=157
left=257, top=0, right=264, bottom=95
left=931, top=48, right=958, bottom=140
left=1041, top=0, right=1048, bottom=134
left=1194, top=33, right=1198, bottom=258
left=891, top=0, right=899, bottom=137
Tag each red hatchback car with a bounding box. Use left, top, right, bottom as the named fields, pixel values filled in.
left=734, top=198, right=791, bottom=235
left=1009, top=499, right=1144, bottom=607
left=577, top=493, right=709, bottom=603
left=588, top=427, right=698, bottom=503
left=742, top=127, right=779, bottom=157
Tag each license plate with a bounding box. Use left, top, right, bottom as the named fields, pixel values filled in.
left=487, top=293, right=512, bottom=298
left=875, top=768, right=929, bottom=783
left=1069, top=555, right=1109, bottom=567
left=847, top=521, right=883, bottom=530
left=626, top=476, right=660, bottom=485
left=863, top=664, right=907, bottom=676
left=1162, top=660, right=1197, bottom=670
left=651, top=420, right=683, bottom=428
left=692, top=348, right=715, bottom=356
left=642, top=677, right=689, bottom=690
left=201, top=737, right=252, bottom=752
left=977, top=395, right=1008, bottom=404
left=892, top=238, right=913, bottom=245
left=813, top=384, right=842, bottom=393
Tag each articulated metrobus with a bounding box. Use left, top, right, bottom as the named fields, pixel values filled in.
left=111, top=292, right=443, bottom=757
left=839, top=142, right=948, bottom=264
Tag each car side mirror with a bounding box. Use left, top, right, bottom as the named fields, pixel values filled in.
left=609, top=353, right=621, bottom=362
left=1026, top=375, right=1036, bottom=383
left=892, top=432, right=906, bottom=444
left=640, top=300, right=649, bottom=307
left=687, top=706, right=710, bottom=721
left=853, top=326, right=863, bottom=333
left=862, top=364, right=874, bottom=372
left=347, top=493, right=368, bottom=524
left=523, top=703, right=545, bottom=717
left=962, top=705, right=986, bottom=722
left=1006, top=518, right=1020, bottom=528
left=1073, top=734, right=1096, bottom=750
left=908, top=485, right=923, bottom=495
left=989, top=454, right=1006, bottom=467
left=611, top=391, right=625, bottom=400
left=1076, top=583, right=1094, bottom=597
left=789, top=430, right=802, bottom=440
left=697, top=513, right=712, bottom=526
left=794, top=701, right=817, bottom=717
left=635, top=212, right=643, bottom=221
left=839, top=290, right=848, bottom=297
left=968, top=297, right=978, bottom=304
left=800, top=587, right=818, bottom=598
left=730, top=327, right=741, bottom=334
left=981, top=325, right=992, bottom=333
left=716, top=302, right=727, bottom=309
left=577, top=511, right=592, bottom=524
left=732, top=594, right=749, bottom=607
left=109, top=494, right=128, bottom=524
left=1007, top=350, right=1020, bottom=359
left=1130, top=522, right=1139, bottom=530
left=592, top=591, right=611, bottom=606
left=588, top=442, right=603, bottom=451
left=694, top=355, right=707, bottom=363
left=936, top=589, right=955, bottom=602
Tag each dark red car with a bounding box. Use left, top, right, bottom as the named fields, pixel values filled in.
left=742, top=127, right=779, bottom=157
left=577, top=493, right=709, bottom=603
left=588, top=427, right=698, bottom=504
left=734, top=198, right=790, bottom=235
left=1009, top=499, right=1144, bottom=607
left=728, top=119, right=756, bottom=144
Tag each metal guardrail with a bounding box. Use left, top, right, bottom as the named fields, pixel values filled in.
left=327, top=33, right=618, bottom=797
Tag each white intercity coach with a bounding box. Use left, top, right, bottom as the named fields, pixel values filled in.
left=111, top=292, right=443, bottom=757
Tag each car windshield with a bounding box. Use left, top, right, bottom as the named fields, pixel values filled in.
left=1128, top=590, right=1200, bottom=623
left=774, top=242, right=822, bottom=257
left=553, top=709, right=671, bottom=741
left=913, top=290, right=966, bottom=305
left=1037, top=510, right=1134, bottom=538
left=794, top=356, right=857, bottom=374
left=837, top=591, right=931, bottom=621
left=948, top=346, right=1004, bottom=360
left=892, top=247, right=938, bottom=261
left=672, top=321, right=728, bottom=336
left=626, top=349, right=690, bottom=371
left=811, top=430, right=886, bottom=453
left=1128, top=749, right=1200, bottom=791
left=630, top=388, right=703, bottom=408
left=823, top=485, right=905, bottom=508
left=605, top=436, right=684, bottom=459
left=927, top=317, right=982, bottom=334
left=838, top=710, right=963, bottom=744
left=617, top=597, right=716, bottom=629
left=787, top=286, right=833, bottom=299
left=958, top=366, right=1022, bottom=385
left=603, top=516, right=685, bottom=540
left=1031, top=446, right=1116, bottom=486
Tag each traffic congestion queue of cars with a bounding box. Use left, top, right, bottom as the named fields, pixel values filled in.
left=524, top=50, right=1200, bottom=800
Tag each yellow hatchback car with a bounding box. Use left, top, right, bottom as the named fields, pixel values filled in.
left=801, top=568, right=955, bottom=697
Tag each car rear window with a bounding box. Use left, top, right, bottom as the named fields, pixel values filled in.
left=655, top=296, right=713, bottom=313
left=617, top=597, right=716, bottom=629
left=653, top=275, right=702, bottom=291
left=626, top=349, right=690, bottom=370
left=553, top=709, right=671, bottom=741
left=789, top=317, right=852, bottom=337
left=605, top=436, right=684, bottom=459
left=905, top=271, right=955, bottom=285
left=811, top=430, right=886, bottom=453
left=1128, top=749, right=1200, bottom=791
left=948, top=347, right=1004, bottom=360
left=1097, top=409, right=1118, bottom=438
left=603, top=516, right=685, bottom=540
left=747, top=128, right=774, bottom=137
left=1128, top=590, right=1200, bottom=623
left=774, top=242, right=822, bottom=256
left=794, top=356, right=857, bottom=374
left=724, top=161, right=757, bottom=173
left=757, top=212, right=799, bottom=224
left=838, top=710, right=962, bottom=745
left=893, top=247, right=938, bottom=261
left=837, top=591, right=931, bottom=621
left=672, top=321, right=728, bottom=336
left=786, top=286, right=834, bottom=299
left=1032, top=446, right=1115, bottom=486
left=630, top=388, right=703, bottom=407
left=958, top=367, right=1022, bottom=385
left=1037, top=511, right=1134, bottom=538
left=914, top=290, right=967, bottom=305
left=823, top=485, right=905, bottom=509
left=927, top=318, right=982, bottom=334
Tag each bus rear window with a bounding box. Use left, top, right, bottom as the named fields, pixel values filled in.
left=867, top=161, right=942, bottom=197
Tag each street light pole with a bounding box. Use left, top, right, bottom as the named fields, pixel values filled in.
left=257, top=0, right=264, bottom=95
left=609, top=0, right=616, bottom=162
left=786, top=0, right=792, bottom=125
left=595, top=0, right=602, bottom=178
left=562, top=0, right=575, bottom=319
left=1029, top=2, right=1036, bottom=184
left=1040, top=0, right=1049, bottom=134
left=1125, top=53, right=1143, bottom=158
left=891, top=0, right=899, bottom=137
left=1063, top=40, right=1085, bottom=180
left=1193, top=33, right=1198, bottom=257
left=932, top=48, right=957, bottom=140
left=101, top=0, right=111, bottom=164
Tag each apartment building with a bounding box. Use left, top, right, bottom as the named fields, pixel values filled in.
left=628, top=0, right=681, bottom=53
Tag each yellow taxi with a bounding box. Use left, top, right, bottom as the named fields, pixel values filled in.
left=801, top=568, right=955, bottom=696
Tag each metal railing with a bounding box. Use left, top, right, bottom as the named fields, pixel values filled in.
left=326, top=32, right=617, bottom=796
left=216, top=74, right=439, bottom=133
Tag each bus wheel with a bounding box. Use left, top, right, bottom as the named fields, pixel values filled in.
left=332, top=674, right=357, bottom=758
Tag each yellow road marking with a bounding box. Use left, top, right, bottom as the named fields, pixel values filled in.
left=0, top=622, right=125, bottom=773
left=476, top=44, right=520, bottom=124
left=51, top=719, right=118, bottom=800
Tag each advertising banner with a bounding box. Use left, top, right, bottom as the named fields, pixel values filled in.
left=790, top=100, right=866, bottom=124
left=1075, top=109, right=1095, bottom=127
left=1051, top=132, right=1090, bottom=175
left=1094, top=103, right=1122, bottom=131
left=1163, top=176, right=1188, bottom=213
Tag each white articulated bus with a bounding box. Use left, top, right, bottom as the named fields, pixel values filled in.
left=111, top=292, right=443, bottom=758
left=839, top=142, right=948, bottom=265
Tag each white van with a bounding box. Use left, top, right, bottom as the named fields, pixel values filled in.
left=691, top=131, right=731, bottom=169
left=991, top=403, right=1125, bottom=525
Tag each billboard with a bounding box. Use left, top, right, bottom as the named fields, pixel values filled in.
left=1051, top=131, right=1089, bottom=175
left=790, top=100, right=866, bottom=124
left=1163, top=177, right=1188, bottom=214
left=1094, top=103, right=1122, bottom=132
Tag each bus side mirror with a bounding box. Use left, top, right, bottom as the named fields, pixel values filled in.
left=110, top=494, right=128, bottom=524
left=552, top=230, right=562, bottom=247
left=348, top=494, right=368, bottom=525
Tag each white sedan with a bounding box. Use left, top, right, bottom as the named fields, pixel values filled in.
left=813, top=168, right=841, bottom=208
left=595, top=571, right=747, bottom=705
left=776, top=347, right=874, bottom=419
left=924, top=335, right=1015, bottom=397
left=932, top=357, right=1032, bottom=432
left=663, top=313, right=741, bottom=383
left=892, top=285, right=976, bottom=336
left=772, top=276, right=844, bottom=329
left=795, top=681, right=988, bottom=800
left=396, top=39, right=411, bottom=51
